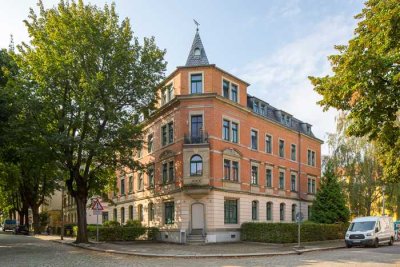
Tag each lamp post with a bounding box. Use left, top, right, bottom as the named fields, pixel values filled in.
left=61, top=186, right=64, bottom=240
left=382, top=185, right=386, bottom=216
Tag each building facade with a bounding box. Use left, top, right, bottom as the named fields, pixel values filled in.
left=111, top=31, right=322, bottom=243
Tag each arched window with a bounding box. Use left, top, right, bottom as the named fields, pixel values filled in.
left=128, top=205, right=134, bottom=220
left=280, top=203, right=285, bottom=221
left=190, top=155, right=203, bottom=176
left=291, top=204, right=297, bottom=222
left=266, top=202, right=273, bottom=221
left=138, top=204, right=143, bottom=222
left=148, top=203, right=155, bottom=222
left=194, top=47, right=201, bottom=56
left=120, top=207, right=125, bottom=224
left=251, top=201, right=258, bottom=220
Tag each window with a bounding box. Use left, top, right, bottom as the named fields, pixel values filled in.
left=191, top=73, right=202, bottom=94
left=129, top=205, right=133, bottom=220
left=191, top=115, right=203, bottom=140
left=161, top=126, right=167, bottom=146
left=222, top=119, right=239, bottom=143
left=232, top=122, right=238, bottom=143
left=308, top=205, right=312, bottom=219
left=291, top=174, right=296, bottom=191
left=223, top=80, right=230, bottom=98
left=120, top=177, right=125, bottom=195
left=260, top=104, right=266, bottom=116
left=161, top=89, right=167, bottom=105
left=266, top=202, right=273, bottom=221
left=113, top=208, right=117, bottom=221
left=102, top=212, right=109, bottom=222
left=232, top=161, right=239, bottom=181
left=291, top=144, right=296, bottom=161
left=168, top=122, right=174, bottom=143
left=128, top=175, right=133, bottom=193
left=162, top=163, right=168, bottom=184
left=265, top=135, right=272, bottom=154
left=194, top=47, right=201, bottom=56
left=138, top=204, right=143, bottom=222
left=252, top=201, right=258, bottom=220
left=231, top=84, right=238, bottom=102
left=266, top=168, right=272, bottom=188
left=165, top=201, right=174, bottom=224
left=224, top=159, right=231, bottom=180
left=251, top=165, right=258, bottom=185
left=162, top=123, right=174, bottom=146
left=253, top=101, right=259, bottom=113
left=138, top=172, right=143, bottom=191
left=148, top=203, right=155, bottom=222
left=168, top=161, right=174, bottom=182
left=148, top=165, right=154, bottom=188
left=224, top=159, right=239, bottom=181
left=292, top=204, right=297, bottom=222
left=308, top=177, right=316, bottom=194
left=251, top=130, right=258, bottom=150
left=167, top=84, right=174, bottom=101
left=121, top=207, right=125, bottom=224
left=222, top=80, right=238, bottom=102
left=280, top=203, right=285, bottom=221
left=190, top=155, right=203, bottom=176
left=224, top=199, right=238, bottom=224
left=279, top=171, right=285, bottom=189
left=308, top=150, right=316, bottom=166
left=223, top=119, right=230, bottom=141
left=147, top=134, right=153, bottom=153
left=282, top=114, right=292, bottom=126
left=279, top=140, right=285, bottom=157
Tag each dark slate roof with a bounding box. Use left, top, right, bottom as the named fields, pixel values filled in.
left=247, top=94, right=320, bottom=140
left=185, top=31, right=209, bottom=67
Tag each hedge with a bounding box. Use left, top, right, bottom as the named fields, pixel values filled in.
left=241, top=222, right=348, bottom=243
left=72, top=225, right=159, bottom=241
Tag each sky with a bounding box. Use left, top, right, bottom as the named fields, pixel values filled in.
left=0, top=0, right=365, bottom=155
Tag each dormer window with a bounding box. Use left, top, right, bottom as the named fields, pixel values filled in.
left=281, top=114, right=292, bottom=126
left=194, top=48, right=201, bottom=56
left=222, top=79, right=239, bottom=103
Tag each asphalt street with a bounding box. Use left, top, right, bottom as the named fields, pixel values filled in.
left=1, top=231, right=400, bottom=267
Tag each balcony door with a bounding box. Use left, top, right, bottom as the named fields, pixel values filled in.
left=191, top=115, right=203, bottom=141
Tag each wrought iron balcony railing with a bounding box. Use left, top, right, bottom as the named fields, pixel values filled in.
left=184, top=132, right=209, bottom=144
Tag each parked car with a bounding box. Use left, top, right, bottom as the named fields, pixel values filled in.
left=2, top=219, right=17, bottom=231
left=13, top=224, right=30, bottom=235
left=345, top=216, right=395, bottom=248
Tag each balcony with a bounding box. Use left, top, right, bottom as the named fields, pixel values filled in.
left=184, top=132, right=209, bottom=145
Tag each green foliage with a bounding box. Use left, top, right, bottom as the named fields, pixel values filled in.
left=102, top=220, right=120, bottom=227
left=124, top=219, right=141, bottom=227
left=309, top=0, right=400, bottom=182
left=310, top=160, right=350, bottom=223
left=39, top=212, right=49, bottom=227
left=13, top=0, right=166, bottom=242
left=241, top=222, right=348, bottom=243
left=77, top=225, right=148, bottom=241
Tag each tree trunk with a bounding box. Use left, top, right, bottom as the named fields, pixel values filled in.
left=31, top=205, right=40, bottom=234
left=75, top=194, right=88, bottom=243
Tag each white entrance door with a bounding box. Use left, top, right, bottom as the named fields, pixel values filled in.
left=191, top=203, right=204, bottom=230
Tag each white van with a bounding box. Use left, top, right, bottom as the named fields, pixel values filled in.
left=345, top=216, right=395, bottom=248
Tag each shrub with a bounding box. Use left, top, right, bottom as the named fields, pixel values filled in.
left=102, top=220, right=120, bottom=227
left=86, top=226, right=147, bottom=241
left=241, top=222, right=348, bottom=243
left=124, top=220, right=142, bottom=227
left=146, top=227, right=159, bottom=240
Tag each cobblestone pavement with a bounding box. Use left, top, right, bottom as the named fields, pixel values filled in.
left=1, top=232, right=400, bottom=267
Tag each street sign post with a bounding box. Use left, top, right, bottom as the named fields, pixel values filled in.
left=91, top=198, right=104, bottom=242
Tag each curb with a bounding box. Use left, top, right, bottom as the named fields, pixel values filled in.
left=50, top=239, right=345, bottom=258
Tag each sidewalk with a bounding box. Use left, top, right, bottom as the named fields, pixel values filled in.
left=33, top=235, right=345, bottom=258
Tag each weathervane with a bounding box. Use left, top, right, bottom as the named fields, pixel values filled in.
left=193, top=19, right=200, bottom=31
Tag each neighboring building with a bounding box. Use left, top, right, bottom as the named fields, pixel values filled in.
left=40, top=190, right=62, bottom=228
left=63, top=194, right=109, bottom=225
left=110, top=30, right=322, bottom=243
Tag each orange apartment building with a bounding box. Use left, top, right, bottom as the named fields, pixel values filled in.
left=110, top=30, right=322, bottom=243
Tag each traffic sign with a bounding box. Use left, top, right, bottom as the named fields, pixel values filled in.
left=92, top=198, right=104, bottom=211
left=296, top=212, right=304, bottom=222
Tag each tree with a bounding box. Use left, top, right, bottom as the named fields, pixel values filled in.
left=15, top=0, right=166, bottom=242
left=309, top=0, right=400, bottom=182
left=310, top=160, right=350, bottom=224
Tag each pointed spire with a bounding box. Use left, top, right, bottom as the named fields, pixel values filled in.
left=185, top=30, right=209, bottom=67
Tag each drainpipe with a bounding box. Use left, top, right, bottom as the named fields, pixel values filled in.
left=297, top=130, right=302, bottom=248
